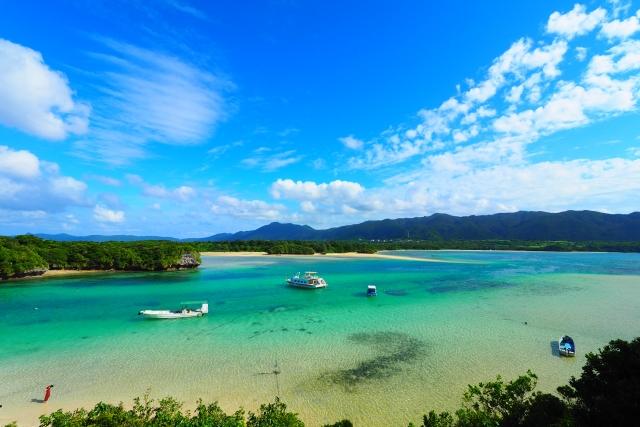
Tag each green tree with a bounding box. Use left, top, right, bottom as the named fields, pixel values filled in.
left=413, top=371, right=569, bottom=427
left=322, top=421, right=353, bottom=427
left=246, top=398, right=304, bottom=427
left=558, top=337, right=640, bottom=426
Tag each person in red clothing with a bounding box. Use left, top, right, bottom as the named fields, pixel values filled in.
left=43, top=385, right=54, bottom=402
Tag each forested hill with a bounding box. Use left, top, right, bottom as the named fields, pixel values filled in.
left=198, top=210, right=640, bottom=242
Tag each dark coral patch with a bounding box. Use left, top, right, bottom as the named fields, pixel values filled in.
left=321, top=331, right=425, bottom=391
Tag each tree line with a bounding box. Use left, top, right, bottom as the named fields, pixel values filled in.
left=191, top=239, right=640, bottom=254
left=3, top=235, right=639, bottom=280
left=5, top=337, right=638, bottom=426
left=0, top=235, right=201, bottom=279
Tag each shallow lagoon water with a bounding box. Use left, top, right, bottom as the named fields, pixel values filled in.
left=1, top=251, right=639, bottom=426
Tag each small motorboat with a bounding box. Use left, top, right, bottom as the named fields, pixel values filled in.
left=558, top=335, right=576, bottom=357
left=367, top=285, right=377, bottom=297
left=139, top=302, right=208, bottom=319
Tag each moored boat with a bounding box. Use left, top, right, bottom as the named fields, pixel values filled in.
left=558, top=335, right=576, bottom=357
left=286, top=271, right=327, bottom=289
left=367, top=284, right=377, bottom=296
left=139, top=302, right=209, bottom=319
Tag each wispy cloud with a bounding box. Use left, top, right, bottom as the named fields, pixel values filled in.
left=87, top=174, right=122, bottom=186
left=163, top=0, right=208, bottom=20
left=241, top=148, right=303, bottom=172
left=207, top=141, right=243, bottom=158
left=126, top=174, right=196, bottom=201
left=278, top=127, right=300, bottom=137
left=75, top=38, right=233, bottom=164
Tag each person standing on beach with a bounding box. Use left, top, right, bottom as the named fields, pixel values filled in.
left=43, top=385, right=54, bottom=402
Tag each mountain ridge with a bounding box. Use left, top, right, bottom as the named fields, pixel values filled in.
left=22, top=210, right=640, bottom=242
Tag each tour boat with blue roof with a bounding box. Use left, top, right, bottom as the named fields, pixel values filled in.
left=286, top=271, right=327, bottom=289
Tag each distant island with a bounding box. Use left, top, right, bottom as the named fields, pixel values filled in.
left=3, top=210, right=640, bottom=280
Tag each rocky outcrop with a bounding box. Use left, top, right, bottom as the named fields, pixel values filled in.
left=2, top=267, right=48, bottom=280
left=174, top=252, right=200, bottom=269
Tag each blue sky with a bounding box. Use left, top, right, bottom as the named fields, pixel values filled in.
left=1, top=0, right=639, bottom=237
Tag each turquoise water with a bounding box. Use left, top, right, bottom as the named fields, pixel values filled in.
left=1, top=251, right=639, bottom=426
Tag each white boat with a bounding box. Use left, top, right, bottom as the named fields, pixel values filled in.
left=367, top=285, right=377, bottom=296
left=139, top=302, right=209, bottom=319
left=286, top=271, right=327, bottom=289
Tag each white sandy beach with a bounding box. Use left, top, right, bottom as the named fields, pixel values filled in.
left=200, top=251, right=453, bottom=263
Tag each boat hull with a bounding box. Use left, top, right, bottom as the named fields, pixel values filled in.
left=286, top=280, right=327, bottom=289
left=139, top=310, right=204, bottom=319
left=139, top=303, right=208, bottom=319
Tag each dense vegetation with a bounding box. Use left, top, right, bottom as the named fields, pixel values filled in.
left=192, top=239, right=640, bottom=254
left=2, top=234, right=640, bottom=279
left=0, top=235, right=200, bottom=279
left=6, top=337, right=637, bottom=427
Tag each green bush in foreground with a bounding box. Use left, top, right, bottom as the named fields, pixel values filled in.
left=14, top=337, right=639, bottom=427
left=414, top=372, right=569, bottom=427
left=414, top=337, right=640, bottom=427
left=37, top=396, right=300, bottom=427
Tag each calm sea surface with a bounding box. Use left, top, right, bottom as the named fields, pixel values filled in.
left=1, top=251, right=639, bottom=426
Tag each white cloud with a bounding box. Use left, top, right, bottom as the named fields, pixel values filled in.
left=347, top=37, right=568, bottom=170
left=0, top=39, right=89, bottom=140
left=94, top=205, right=125, bottom=223
left=464, top=38, right=568, bottom=104
left=279, top=154, right=640, bottom=227
left=0, top=146, right=40, bottom=179
left=600, top=10, right=640, bottom=39
left=493, top=78, right=636, bottom=137
left=339, top=135, right=365, bottom=150
left=547, top=4, right=607, bottom=39
left=271, top=179, right=364, bottom=201
left=0, top=146, right=88, bottom=212
left=210, top=195, right=285, bottom=220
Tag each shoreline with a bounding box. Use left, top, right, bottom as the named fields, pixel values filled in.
left=9, top=247, right=599, bottom=283
left=2, top=269, right=120, bottom=282
left=200, top=251, right=456, bottom=263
